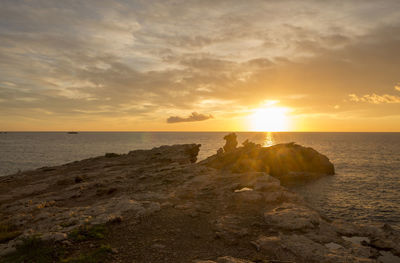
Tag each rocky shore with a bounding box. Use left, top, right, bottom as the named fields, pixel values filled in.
left=0, top=134, right=399, bottom=262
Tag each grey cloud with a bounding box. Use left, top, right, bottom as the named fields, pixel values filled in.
left=1, top=0, right=400, bottom=128
left=167, top=112, right=213, bottom=123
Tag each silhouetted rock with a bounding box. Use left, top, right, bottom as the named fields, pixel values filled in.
left=223, top=133, right=238, bottom=153
left=128, top=143, right=201, bottom=164
left=202, top=134, right=334, bottom=183
left=105, top=152, right=119, bottom=158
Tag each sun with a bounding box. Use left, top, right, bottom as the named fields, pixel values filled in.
left=249, top=107, right=289, bottom=132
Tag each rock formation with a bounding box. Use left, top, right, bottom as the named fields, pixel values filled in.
left=0, top=135, right=398, bottom=263
left=223, top=133, right=238, bottom=153
left=202, top=136, right=334, bottom=184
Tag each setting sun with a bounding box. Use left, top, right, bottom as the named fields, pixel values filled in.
left=250, top=107, right=289, bottom=132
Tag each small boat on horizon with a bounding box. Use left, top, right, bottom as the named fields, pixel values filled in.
left=67, top=132, right=78, bottom=134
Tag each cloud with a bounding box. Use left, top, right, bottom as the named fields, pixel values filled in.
left=349, top=93, right=400, bottom=104
left=348, top=86, right=400, bottom=104
left=167, top=112, right=213, bottom=123
left=1, top=1, right=400, bottom=130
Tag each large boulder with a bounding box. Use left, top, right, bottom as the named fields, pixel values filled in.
left=264, top=203, right=321, bottom=230
left=201, top=134, right=334, bottom=183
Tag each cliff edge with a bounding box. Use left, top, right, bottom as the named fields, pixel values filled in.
left=0, top=134, right=398, bottom=263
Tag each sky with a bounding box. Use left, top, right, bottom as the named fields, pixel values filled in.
left=0, top=0, right=399, bottom=131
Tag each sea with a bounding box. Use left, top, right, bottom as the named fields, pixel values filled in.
left=1, top=132, right=399, bottom=228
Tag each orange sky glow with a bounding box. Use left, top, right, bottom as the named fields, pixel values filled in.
left=0, top=1, right=400, bottom=132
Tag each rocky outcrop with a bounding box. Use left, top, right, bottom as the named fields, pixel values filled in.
left=0, top=135, right=397, bottom=263
left=223, top=133, right=238, bottom=153
left=128, top=143, right=201, bottom=164
left=264, top=203, right=321, bottom=230
left=201, top=135, right=334, bottom=184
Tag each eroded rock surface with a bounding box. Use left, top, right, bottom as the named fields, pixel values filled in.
left=0, top=136, right=397, bottom=263
left=201, top=138, right=334, bottom=183
left=223, top=133, right=238, bottom=153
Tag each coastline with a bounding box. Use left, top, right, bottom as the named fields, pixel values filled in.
left=0, top=136, right=399, bottom=262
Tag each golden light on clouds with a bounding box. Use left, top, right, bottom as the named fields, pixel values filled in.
left=249, top=107, right=290, bottom=132
left=0, top=1, right=400, bottom=131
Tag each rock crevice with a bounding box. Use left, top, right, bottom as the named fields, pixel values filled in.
left=0, top=134, right=397, bottom=263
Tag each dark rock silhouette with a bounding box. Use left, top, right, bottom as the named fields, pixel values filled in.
left=202, top=134, right=334, bottom=183
left=105, top=153, right=119, bottom=158
left=223, top=133, right=238, bottom=153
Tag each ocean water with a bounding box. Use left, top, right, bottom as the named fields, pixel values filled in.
left=1, top=132, right=399, bottom=228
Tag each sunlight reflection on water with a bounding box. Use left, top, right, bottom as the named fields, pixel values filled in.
left=263, top=132, right=275, bottom=147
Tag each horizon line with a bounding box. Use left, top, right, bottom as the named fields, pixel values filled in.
left=1, top=131, right=400, bottom=133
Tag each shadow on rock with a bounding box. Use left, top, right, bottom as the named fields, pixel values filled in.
left=201, top=133, right=334, bottom=184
